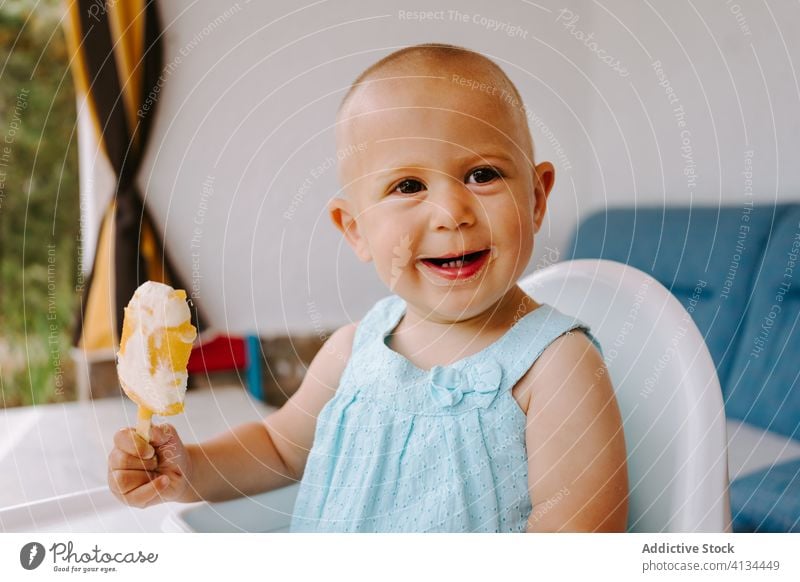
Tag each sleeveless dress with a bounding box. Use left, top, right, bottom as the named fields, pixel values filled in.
left=289, top=294, right=603, bottom=532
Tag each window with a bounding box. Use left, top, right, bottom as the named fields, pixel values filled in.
left=0, top=0, right=79, bottom=406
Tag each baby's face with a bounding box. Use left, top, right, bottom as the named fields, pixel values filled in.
left=330, top=73, right=554, bottom=322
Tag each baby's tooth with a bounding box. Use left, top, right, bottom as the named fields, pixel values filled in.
left=435, top=258, right=466, bottom=268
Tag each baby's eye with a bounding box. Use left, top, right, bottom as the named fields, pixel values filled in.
left=392, top=178, right=426, bottom=195
left=467, top=167, right=502, bottom=184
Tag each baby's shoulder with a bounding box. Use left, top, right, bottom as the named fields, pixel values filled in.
left=321, top=320, right=359, bottom=367
left=537, top=327, right=604, bottom=367
left=513, top=328, right=606, bottom=409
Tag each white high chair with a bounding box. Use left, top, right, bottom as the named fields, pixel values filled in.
left=519, top=259, right=732, bottom=532
left=163, top=259, right=732, bottom=533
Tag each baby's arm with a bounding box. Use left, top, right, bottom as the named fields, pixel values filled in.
left=108, top=322, right=357, bottom=506
left=521, top=330, right=629, bottom=532
left=183, top=322, right=357, bottom=502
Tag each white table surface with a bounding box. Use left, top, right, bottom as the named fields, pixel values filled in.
left=0, top=386, right=275, bottom=532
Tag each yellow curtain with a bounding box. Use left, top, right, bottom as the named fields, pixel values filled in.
left=63, top=0, right=204, bottom=353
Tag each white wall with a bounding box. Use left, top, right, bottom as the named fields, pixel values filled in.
left=583, top=1, right=800, bottom=209
left=123, top=0, right=799, bottom=335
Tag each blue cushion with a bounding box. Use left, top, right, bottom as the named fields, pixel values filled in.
left=568, top=204, right=799, bottom=438
left=725, top=207, right=800, bottom=439
left=568, top=205, right=781, bottom=388
left=731, top=458, right=800, bottom=532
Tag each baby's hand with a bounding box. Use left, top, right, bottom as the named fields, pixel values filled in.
left=107, top=424, right=192, bottom=508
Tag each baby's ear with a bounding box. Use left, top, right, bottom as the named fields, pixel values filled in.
left=328, top=196, right=372, bottom=262
left=532, top=161, right=555, bottom=234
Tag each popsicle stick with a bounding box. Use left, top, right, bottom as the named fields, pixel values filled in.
left=136, top=406, right=153, bottom=442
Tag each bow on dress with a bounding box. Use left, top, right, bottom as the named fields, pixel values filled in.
left=428, top=357, right=504, bottom=408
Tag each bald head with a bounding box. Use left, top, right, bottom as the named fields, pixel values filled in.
left=336, top=43, right=534, bottom=163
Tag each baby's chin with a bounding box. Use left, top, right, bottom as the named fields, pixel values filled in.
left=393, top=287, right=506, bottom=324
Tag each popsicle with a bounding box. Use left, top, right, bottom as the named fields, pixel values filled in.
left=116, top=281, right=197, bottom=442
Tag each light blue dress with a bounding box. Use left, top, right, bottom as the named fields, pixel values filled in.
left=290, top=294, right=603, bottom=532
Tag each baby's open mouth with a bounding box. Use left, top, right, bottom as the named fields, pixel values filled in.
left=418, top=249, right=492, bottom=282
left=420, top=249, right=489, bottom=269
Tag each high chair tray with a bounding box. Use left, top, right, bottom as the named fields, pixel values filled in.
left=0, top=486, right=182, bottom=533
left=161, top=484, right=300, bottom=532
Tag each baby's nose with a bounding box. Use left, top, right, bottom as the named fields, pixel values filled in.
left=427, top=184, right=476, bottom=230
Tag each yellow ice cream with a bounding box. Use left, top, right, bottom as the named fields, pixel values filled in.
left=117, top=281, right=197, bottom=417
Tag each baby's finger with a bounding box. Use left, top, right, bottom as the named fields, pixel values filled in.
left=108, top=469, right=155, bottom=495
left=108, top=447, right=158, bottom=472
left=124, top=475, right=170, bottom=509
left=149, top=423, right=179, bottom=447
left=113, top=428, right=155, bottom=459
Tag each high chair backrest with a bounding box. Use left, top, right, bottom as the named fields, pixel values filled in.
left=519, top=259, right=732, bottom=532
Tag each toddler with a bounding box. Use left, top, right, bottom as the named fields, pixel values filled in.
left=108, top=43, right=629, bottom=532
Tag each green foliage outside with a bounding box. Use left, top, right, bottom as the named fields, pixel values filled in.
left=0, top=0, right=80, bottom=406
